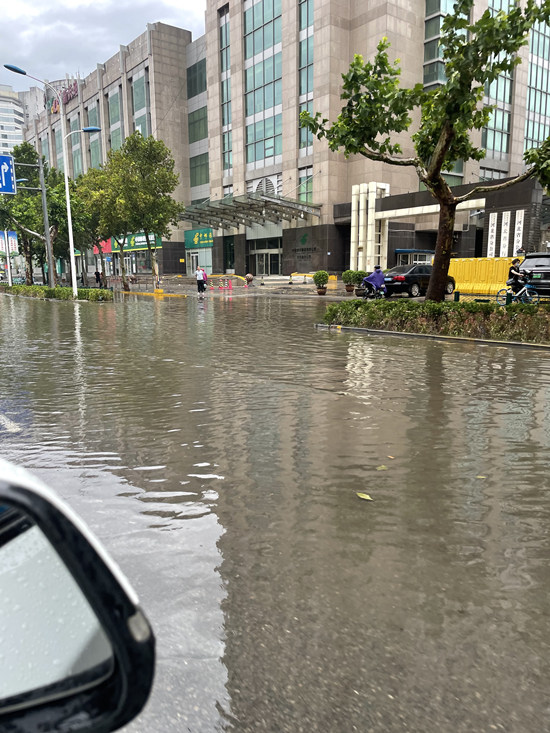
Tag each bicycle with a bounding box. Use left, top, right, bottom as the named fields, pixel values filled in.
left=496, top=272, right=540, bottom=305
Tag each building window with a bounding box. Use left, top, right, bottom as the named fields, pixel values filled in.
left=479, top=166, right=507, bottom=180
left=90, top=138, right=101, bottom=169
left=244, top=0, right=282, bottom=60
left=220, top=5, right=230, bottom=73
left=134, top=114, right=148, bottom=136
left=87, top=102, right=102, bottom=168
left=223, top=131, right=233, bottom=171
left=132, top=75, right=146, bottom=114
left=54, top=127, right=63, bottom=172
left=299, top=0, right=313, bottom=30
left=190, top=152, right=209, bottom=187
left=223, top=185, right=233, bottom=197
left=110, top=127, right=122, bottom=151
left=221, top=79, right=232, bottom=127
left=245, top=52, right=282, bottom=116
left=187, top=59, right=207, bottom=98
left=108, top=88, right=123, bottom=151
left=298, top=166, right=313, bottom=202
left=525, top=21, right=550, bottom=151
left=132, top=72, right=149, bottom=136
left=87, top=103, right=99, bottom=129
left=299, top=36, right=314, bottom=96
left=39, top=135, right=49, bottom=166
left=246, top=113, right=282, bottom=164
left=223, top=235, right=235, bottom=270
left=108, top=90, right=121, bottom=126
left=189, top=106, right=208, bottom=143
left=299, top=101, right=313, bottom=150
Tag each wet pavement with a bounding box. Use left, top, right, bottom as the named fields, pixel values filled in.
left=1, top=293, right=550, bottom=732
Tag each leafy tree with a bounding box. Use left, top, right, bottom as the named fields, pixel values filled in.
left=77, top=156, right=133, bottom=291
left=301, top=0, right=550, bottom=301
left=77, top=166, right=112, bottom=281
left=77, top=133, right=183, bottom=291
left=0, top=143, right=44, bottom=283
left=0, top=142, right=88, bottom=286
left=114, top=132, right=183, bottom=289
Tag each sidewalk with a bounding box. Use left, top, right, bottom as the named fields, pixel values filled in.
left=120, top=274, right=347, bottom=300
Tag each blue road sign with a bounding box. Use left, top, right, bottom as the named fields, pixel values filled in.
left=0, top=155, right=16, bottom=195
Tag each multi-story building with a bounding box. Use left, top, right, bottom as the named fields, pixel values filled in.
left=21, top=1, right=550, bottom=277
left=23, top=23, right=193, bottom=278
left=0, top=85, right=25, bottom=154
left=179, top=0, right=550, bottom=276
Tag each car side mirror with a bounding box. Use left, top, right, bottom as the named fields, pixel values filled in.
left=0, top=458, right=155, bottom=732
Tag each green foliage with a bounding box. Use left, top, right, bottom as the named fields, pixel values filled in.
left=323, top=299, right=550, bottom=343
left=301, top=39, right=423, bottom=159
left=313, top=270, right=329, bottom=288
left=342, top=269, right=355, bottom=285
left=300, top=0, right=550, bottom=301
left=352, top=270, right=367, bottom=286
left=0, top=284, right=113, bottom=302
left=301, top=0, right=550, bottom=178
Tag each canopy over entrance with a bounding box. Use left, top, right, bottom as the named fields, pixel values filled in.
left=180, top=193, right=322, bottom=230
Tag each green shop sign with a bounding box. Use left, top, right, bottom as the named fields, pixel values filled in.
left=111, top=233, right=162, bottom=252
left=184, top=228, right=213, bottom=249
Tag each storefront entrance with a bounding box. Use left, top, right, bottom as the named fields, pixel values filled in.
left=246, top=238, right=282, bottom=276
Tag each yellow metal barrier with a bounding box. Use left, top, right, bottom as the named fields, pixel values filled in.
left=448, top=257, right=515, bottom=295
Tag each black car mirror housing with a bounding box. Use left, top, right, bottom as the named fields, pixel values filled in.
left=0, top=458, right=155, bottom=732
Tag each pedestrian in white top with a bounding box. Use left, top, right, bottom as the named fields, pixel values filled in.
left=195, top=267, right=206, bottom=297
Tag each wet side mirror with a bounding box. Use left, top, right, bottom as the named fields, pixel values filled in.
left=0, top=459, right=155, bottom=732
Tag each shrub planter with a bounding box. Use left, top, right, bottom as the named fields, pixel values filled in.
left=313, top=270, right=329, bottom=295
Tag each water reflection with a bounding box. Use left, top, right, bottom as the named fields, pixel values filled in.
left=1, top=296, right=550, bottom=731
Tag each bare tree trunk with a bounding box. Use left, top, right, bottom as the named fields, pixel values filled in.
left=426, top=200, right=457, bottom=302
left=115, top=236, right=130, bottom=291
left=144, top=233, right=158, bottom=289
left=21, top=237, right=33, bottom=285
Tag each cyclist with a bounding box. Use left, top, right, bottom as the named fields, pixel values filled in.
left=362, top=265, right=386, bottom=298
left=507, top=258, right=524, bottom=294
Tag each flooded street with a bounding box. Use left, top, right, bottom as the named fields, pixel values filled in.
left=1, top=293, right=550, bottom=732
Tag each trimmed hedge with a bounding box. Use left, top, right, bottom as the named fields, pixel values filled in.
left=0, top=284, right=113, bottom=302
left=323, top=298, right=550, bottom=344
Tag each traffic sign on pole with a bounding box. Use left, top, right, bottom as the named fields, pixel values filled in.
left=0, top=155, right=16, bottom=195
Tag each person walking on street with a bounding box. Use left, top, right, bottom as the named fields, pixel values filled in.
left=95, top=270, right=101, bottom=287
left=195, top=266, right=206, bottom=297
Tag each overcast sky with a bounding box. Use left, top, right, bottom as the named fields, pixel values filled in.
left=1, top=0, right=206, bottom=92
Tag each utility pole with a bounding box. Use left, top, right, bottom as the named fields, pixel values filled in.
left=16, top=159, right=55, bottom=287
left=38, top=157, right=55, bottom=287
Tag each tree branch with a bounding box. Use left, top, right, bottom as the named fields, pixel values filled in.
left=359, top=148, right=420, bottom=167
left=426, top=121, right=455, bottom=180
left=454, top=168, right=536, bottom=203
left=4, top=214, right=45, bottom=242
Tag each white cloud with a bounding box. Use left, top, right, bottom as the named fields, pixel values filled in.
left=1, top=0, right=205, bottom=91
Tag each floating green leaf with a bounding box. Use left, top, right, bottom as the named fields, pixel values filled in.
left=356, top=493, right=374, bottom=501
left=376, top=465, right=388, bottom=471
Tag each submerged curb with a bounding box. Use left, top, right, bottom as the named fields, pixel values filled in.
left=315, top=323, right=550, bottom=350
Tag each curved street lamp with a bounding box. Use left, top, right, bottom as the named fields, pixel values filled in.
left=5, top=64, right=101, bottom=297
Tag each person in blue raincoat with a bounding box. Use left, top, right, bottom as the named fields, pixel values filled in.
left=362, top=265, right=386, bottom=296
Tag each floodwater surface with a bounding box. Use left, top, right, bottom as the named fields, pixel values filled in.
left=1, top=293, right=550, bottom=732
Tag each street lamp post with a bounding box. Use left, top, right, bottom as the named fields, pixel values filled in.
left=5, top=64, right=100, bottom=297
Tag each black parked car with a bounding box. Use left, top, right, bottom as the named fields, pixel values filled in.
left=519, top=252, right=550, bottom=295
left=383, top=264, right=455, bottom=297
